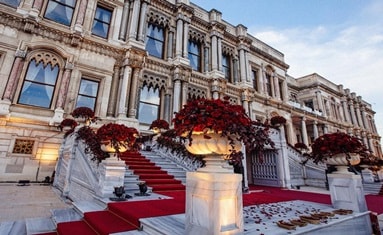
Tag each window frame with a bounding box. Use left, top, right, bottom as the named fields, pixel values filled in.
left=91, top=4, right=113, bottom=39
left=145, top=22, right=166, bottom=59
left=137, top=86, right=161, bottom=125
left=43, top=0, right=77, bottom=27
left=75, top=78, right=100, bottom=111
left=0, top=0, right=21, bottom=8
left=188, top=39, right=201, bottom=72
left=222, top=53, right=232, bottom=82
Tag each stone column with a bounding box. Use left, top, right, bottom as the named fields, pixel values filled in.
left=341, top=99, right=350, bottom=122
left=285, top=122, right=296, bottom=144
left=117, top=65, right=132, bottom=118
left=55, top=62, right=73, bottom=110
left=107, top=66, right=121, bottom=116
left=73, top=0, right=87, bottom=33
left=355, top=103, right=364, bottom=129
left=137, top=0, right=149, bottom=42
left=182, top=20, right=190, bottom=58
left=233, top=56, right=239, bottom=83
left=128, top=69, right=140, bottom=118
left=173, top=80, right=181, bottom=114
left=119, top=0, right=130, bottom=40
left=301, top=116, right=309, bottom=146
left=181, top=81, right=188, bottom=107
left=217, top=37, right=222, bottom=72
left=128, top=0, right=141, bottom=40
left=273, top=73, right=280, bottom=100
left=239, top=49, right=246, bottom=82
left=29, top=0, right=43, bottom=18
left=98, top=157, right=126, bottom=198
left=164, top=93, right=171, bottom=124
left=167, top=31, right=174, bottom=60
left=360, top=106, right=369, bottom=131
left=315, top=91, right=325, bottom=116
left=258, top=66, right=265, bottom=94
left=175, top=18, right=183, bottom=57
left=211, top=35, right=218, bottom=71
left=313, top=121, right=319, bottom=139
left=349, top=101, right=358, bottom=126
left=204, top=45, right=209, bottom=73
left=2, top=50, right=26, bottom=101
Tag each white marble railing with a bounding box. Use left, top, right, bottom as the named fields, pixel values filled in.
left=152, top=144, right=203, bottom=171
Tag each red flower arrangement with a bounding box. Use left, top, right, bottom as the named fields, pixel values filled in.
left=58, top=118, right=78, bottom=131
left=71, top=107, right=95, bottom=119
left=149, top=119, right=170, bottom=130
left=270, top=116, right=287, bottom=126
left=294, top=142, right=308, bottom=150
left=173, top=97, right=274, bottom=163
left=96, top=123, right=139, bottom=152
left=310, top=132, right=368, bottom=164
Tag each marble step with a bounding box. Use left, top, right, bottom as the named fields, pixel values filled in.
left=0, top=220, right=26, bottom=235
left=52, top=207, right=83, bottom=224
left=72, top=200, right=106, bottom=216
left=26, top=217, right=56, bottom=235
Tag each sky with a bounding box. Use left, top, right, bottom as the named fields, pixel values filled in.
left=191, top=0, right=383, bottom=141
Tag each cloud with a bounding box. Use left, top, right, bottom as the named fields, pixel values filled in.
left=249, top=6, right=383, bottom=141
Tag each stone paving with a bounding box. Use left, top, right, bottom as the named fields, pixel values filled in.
left=0, top=183, right=71, bottom=223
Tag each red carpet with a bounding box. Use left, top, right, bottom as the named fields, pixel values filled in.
left=56, top=185, right=383, bottom=234
left=119, top=151, right=185, bottom=191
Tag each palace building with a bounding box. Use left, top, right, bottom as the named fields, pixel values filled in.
left=0, top=0, right=381, bottom=183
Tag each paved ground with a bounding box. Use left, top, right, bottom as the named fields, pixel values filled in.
left=0, top=183, right=71, bottom=223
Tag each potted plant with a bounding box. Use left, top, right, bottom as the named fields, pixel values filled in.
left=96, top=123, right=139, bottom=154
left=309, top=132, right=368, bottom=173
left=58, top=118, right=78, bottom=131
left=270, top=116, right=287, bottom=126
left=76, top=126, right=109, bottom=162
left=149, top=119, right=170, bottom=133
left=173, top=97, right=274, bottom=170
left=71, top=107, right=96, bottom=125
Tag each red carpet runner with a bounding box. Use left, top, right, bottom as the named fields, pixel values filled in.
left=120, top=151, right=185, bottom=192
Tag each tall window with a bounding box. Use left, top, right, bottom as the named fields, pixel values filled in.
left=265, top=73, right=272, bottom=96
left=0, top=0, right=21, bottom=8
left=188, top=40, right=201, bottom=71
left=92, top=5, right=112, bottom=38
left=222, top=54, right=231, bottom=81
left=18, top=59, right=59, bottom=108
left=145, top=23, right=165, bottom=59
left=251, top=69, right=258, bottom=91
left=44, top=0, right=76, bottom=26
left=138, top=86, right=160, bottom=124
left=75, top=79, right=99, bottom=110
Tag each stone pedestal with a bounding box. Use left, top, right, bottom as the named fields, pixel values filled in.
left=97, top=157, right=126, bottom=197
left=185, top=171, right=243, bottom=235
left=328, top=173, right=368, bottom=212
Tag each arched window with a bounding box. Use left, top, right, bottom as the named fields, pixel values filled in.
left=18, top=59, right=59, bottom=108
left=138, top=86, right=160, bottom=125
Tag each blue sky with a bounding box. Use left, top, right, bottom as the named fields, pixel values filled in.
left=192, top=0, right=383, bottom=141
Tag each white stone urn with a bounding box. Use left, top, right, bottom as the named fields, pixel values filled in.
left=185, top=131, right=241, bottom=173
left=324, top=153, right=361, bottom=174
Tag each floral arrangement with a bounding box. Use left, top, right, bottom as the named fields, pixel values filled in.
left=76, top=126, right=109, bottom=162
left=149, top=119, right=170, bottom=130
left=173, top=97, right=274, bottom=163
left=309, top=132, right=368, bottom=164
left=294, top=142, right=308, bottom=150
left=58, top=118, right=78, bottom=131
left=96, top=123, right=139, bottom=153
left=71, top=106, right=95, bottom=119
left=270, top=116, right=287, bottom=126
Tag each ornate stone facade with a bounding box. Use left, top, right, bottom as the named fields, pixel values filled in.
left=0, top=0, right=380, bottom=181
